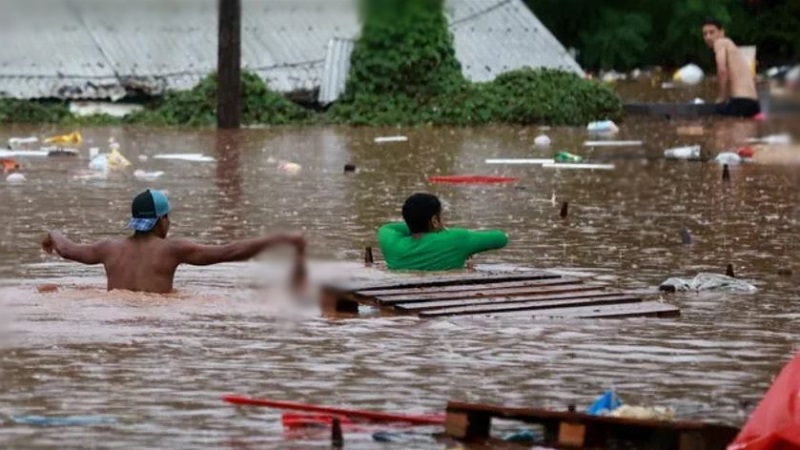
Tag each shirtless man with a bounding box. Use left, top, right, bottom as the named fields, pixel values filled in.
left=41, top=189, right=306, bottom=294
left=702, top=18, right=761, bottom=117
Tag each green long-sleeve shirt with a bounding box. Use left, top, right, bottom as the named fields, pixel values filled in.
left=377, top=222, right=509, bottom=271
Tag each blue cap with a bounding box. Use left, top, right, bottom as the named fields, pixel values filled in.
left=126, top=189, right=171, bottom=232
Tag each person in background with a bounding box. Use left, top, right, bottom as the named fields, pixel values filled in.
left=702, top=18, right=761, bottom=118
left=377, top=193, right=508, bottom=271
left=42, top=189, right=306, bottom=294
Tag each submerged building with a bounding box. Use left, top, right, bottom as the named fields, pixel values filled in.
left=0, top=0, right=583, bottom=104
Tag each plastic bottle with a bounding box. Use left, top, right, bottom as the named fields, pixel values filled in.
left=555, top=151, right=584, bottom=163
left=664, top=145, right=701, bottom=160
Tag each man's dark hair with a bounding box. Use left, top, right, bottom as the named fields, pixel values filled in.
left=703, top=17, right=724, bottom=30
left=402, top=193, right=441, bottom=234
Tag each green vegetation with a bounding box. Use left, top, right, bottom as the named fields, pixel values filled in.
left=328, top=0, right=620, bottom=126
left=128, top=72, right=311, bottom=126
left=526, top=0, right=800, bottom=71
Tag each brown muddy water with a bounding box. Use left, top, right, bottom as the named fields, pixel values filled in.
left=1, top=117, right=799, bottom=449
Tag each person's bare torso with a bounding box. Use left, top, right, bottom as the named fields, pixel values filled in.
left=102, top=236, right=180, bottom=293
left=717, top=38, right=757, bottom=99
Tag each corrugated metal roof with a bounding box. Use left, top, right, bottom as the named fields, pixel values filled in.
left=449, top=0, right=585, bottom=81
left=319, top=38, right=355, bottom=105
left=0, top=0, right=581, bottom=101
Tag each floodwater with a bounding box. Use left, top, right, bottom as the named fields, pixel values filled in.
left=1, top=116, right=799, bottom=449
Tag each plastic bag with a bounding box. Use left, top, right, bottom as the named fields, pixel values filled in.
left=660, top=273, right=757, bottom=293
left=587, top=389, right=622, bottom=416
left=728, top=353, right=800, bottom=450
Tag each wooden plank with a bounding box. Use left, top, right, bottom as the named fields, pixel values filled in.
left=559, top=422, right=587, bottom=447
left=445, top=401, right=737, bottom=449
left=395, top=289, right=617, bottom=312
left=444, top=411, right=491, bottom=440
left=370, top=278, right=585, bottom=303
left=446, top=402, right=734, bottom=432
left=354, top=277, right=578, bottom=297
left=377, top=283, right=604, bottom=306
left=418, top=296, right=641, bottom=317
left=326, top=271, right=559, bottom=293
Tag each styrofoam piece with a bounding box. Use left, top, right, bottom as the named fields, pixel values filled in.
left=0, top=150, right=50, bottom=158
left=153, top=153, right=216, bottom=162
left=374, top=136, right=408, bottom=143
left=485, top=158, right=555, bottom=165
left=583, top=140, right=643, bottom=147
left=542, top=163, right=616, bottom=170
left=8, top=137, right=39, bottom=146
left=133, top=170, right=165, bottom=181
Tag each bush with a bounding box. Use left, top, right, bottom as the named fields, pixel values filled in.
left=328, top=0, right=621, bottom=126
left=127, top=71, right=311, bottom=126
left=0, top=99, right=70, bottom=125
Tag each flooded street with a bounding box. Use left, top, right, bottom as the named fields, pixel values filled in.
left=1, top=118, right=799, bottom=449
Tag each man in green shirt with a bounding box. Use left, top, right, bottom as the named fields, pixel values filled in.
left=377, top=193, right=509, bottom=271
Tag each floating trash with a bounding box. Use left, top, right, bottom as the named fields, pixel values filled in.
left=659, top=273, right=757, bottom=293
left=6, top=173, right=26, bottom=183
left=746, top=134, right=792, bottom=145
left=133, top=170, right=165, bottom=181
left=587, top=120, right=619, bottom=134
left=8, top=136, right=38, bottom=147
left=542, top=163, right=615, bottom=170
left=374, top=136, right=408, bottom=143
left=1, top=158, right=20, bottom=172
left=664, top=145, right=701, bottom=160
left=715, top=152, right=742, bottom=165
left=278, top=162, right=302, bottom=175
left=0, top=149, right=50, bottom=158
left=11, top=415, right=118, bottom=427
left=534, top=134, right=551, bottom=147
left=44, top=131, right=82, bottom=146
left=153, top=153, right=215, bottom=162
left=485, top=158, right=554, bottom=165
left=554, top=151, right=584, bottom=163
left=673, top=63, right=704, bottom=86
left=608, top=405, right=675, bottom=421
left=587, top=389, right=622, bottom=416
left=583, top=140, right=643, bottom=147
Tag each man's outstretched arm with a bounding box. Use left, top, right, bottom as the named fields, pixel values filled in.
left=171, top=232, right=306, bottom=266
left=42, top=231, right=110, bottom=265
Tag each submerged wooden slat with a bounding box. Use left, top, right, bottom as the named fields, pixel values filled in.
left=524, top=301, right=680, bottom=319
left=376, top=283, right=603, bottom=306
left=396, top=289, right=619, bottom=312
left=446, top=401, right=739, bottom=432
left=327, top=272, right=558, bottom=293
left=418, top=296, right=641, bottom=317
left=370, top=278, right=586, bottom=303
left=356, top=277, right=580, bottom=297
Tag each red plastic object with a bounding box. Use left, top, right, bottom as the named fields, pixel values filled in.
left=738, top=146, right=755, bottom=158
left=428, top=175, right=518, bottom=184
left=728, top=352, right=800, bottom=450
left=222, top=395, right=445, bottom=425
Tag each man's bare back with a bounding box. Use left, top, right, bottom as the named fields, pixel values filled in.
left=713, top=37, right=757, bottom=101
left=702, top=19, right=760, bottom=117
left=42, top=189, right=306, bottom=294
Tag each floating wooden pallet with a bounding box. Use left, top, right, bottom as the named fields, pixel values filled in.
left=321, top=272, right=679, bottom=319
left=445, top=401, right=739, bottom=450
